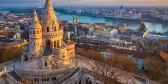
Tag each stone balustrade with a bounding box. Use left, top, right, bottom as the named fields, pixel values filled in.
left=43, top=29, right=63, bottom=37
left=55, top=67, right=79, bottom=84
left=14, top=66, right=76, bottom=76
left=6, top=73, right=22, bottom=84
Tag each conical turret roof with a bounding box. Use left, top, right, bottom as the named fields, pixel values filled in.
left=41, top=0, right=58, bottom=25
left=30, top=9, right=42, bottom=29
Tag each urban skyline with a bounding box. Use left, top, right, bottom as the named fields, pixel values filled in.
left=0, top=0, right=168, bottom=7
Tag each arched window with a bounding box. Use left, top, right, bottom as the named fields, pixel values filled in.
left=24, top=55, right=28, bottom=61
left=37, top=78, right=39, bottom=81
left=45, top=62, right=47, bottom=66
left=46, top=40, right=50, bottom=49
left=54, top=26, right=56, bottom=31
left=79, top=80, right=82, bottom=84
left=47, top=78, right=49, bottom=81
left=54, top=41, right=57, bottom=47
left=52, top=77, right=56, bottom=80
left=57, top=40, right=59, bottom=48
left=47, top=27, right=49, bottom=32
left=41, top=78, right=44, bottom=81
left=33, top=30, right=35, bottom=34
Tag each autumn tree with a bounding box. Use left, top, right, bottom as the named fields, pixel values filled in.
left=145, top=56, right=168, bottom=84
left=0, top=46, right=22, bottom=63
left=21, top=76, right=32, bottom=84
left=112, top=55, right=138, bottom=73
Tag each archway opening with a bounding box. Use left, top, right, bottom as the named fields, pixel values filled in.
left=24, top=55, right=28, bottom=61
left=46, top=40, right=50, bottom=49
left=54, top=41, right=57, bottom=48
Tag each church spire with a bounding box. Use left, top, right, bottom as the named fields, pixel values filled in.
left=140, top=15, right=143, bottom=24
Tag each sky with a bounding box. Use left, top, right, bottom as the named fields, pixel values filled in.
left=0, top=0, right=167, bottom=7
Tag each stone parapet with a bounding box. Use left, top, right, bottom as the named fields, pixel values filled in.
left=14, top=66, right=76, bottom=76
left=6, top=73, right=22, bottom=84
left=43, top=29, right=63, bottom=38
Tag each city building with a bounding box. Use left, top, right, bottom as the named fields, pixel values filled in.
left=127, top=54, right=147, bottom=71
left=162, top=12, right=168, bottom=21
left=102, top=5, right=141, bottom=20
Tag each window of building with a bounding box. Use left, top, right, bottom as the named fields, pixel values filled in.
left=34, top=78, right=39, bottom=81
left=41, top=78, right=44, bottom=81
left=79, top=80, right=82, bottom=84
left=52, top=77, right=56, bottom=80
left=54, top=26, right=56, bottom=31
left=33, top=30, right=35, bottom=34
left=47, top=78, right=49, bottom=81
left=45, top=62, right=47, bottom=66
left=24, top=55, right=28, bottom=61
left=54, top=41, right=57, bottom=47
left=47, top=27, right=49, bottom=32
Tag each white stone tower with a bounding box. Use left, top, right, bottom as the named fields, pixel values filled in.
left=29, top=9, right=42, bottom=57
left=41, top=0, right=63, bottom=49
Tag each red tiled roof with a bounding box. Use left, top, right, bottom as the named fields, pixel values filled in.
left=76, top=44, right=163, bottom=61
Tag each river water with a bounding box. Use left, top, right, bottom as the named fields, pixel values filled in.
left=56, top=13, right=168, bottom=33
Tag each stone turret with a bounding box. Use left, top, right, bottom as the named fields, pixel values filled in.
left=41, top=0, right=59, bottom=29
left=29, top=9, right=42, bottom=56
left=41, top=0, right=63, bottom=49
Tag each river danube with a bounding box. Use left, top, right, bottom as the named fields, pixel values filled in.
left=56, top=13, right=168, bottom=33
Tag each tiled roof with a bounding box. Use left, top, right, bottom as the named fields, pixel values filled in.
left=160, top=51, right=168, bottom=62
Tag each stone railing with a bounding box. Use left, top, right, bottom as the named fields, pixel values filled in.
left=6, top=73, right=22, bottom=84
left=56, top=67, right=79, bottom=84
left=14, top=65, right=76, bottom=76
left=43, top=29, right=63, bottom=37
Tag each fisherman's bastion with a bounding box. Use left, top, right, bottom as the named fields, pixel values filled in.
left=4, top=0, right=102, bottom=84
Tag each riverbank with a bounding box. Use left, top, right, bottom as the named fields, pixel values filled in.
left=55, top=11, right=168, bottom=23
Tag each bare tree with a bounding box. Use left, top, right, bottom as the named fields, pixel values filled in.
left=91, top=56, right=138, bottom=84
left=92, top=59, right=122, bottom=84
